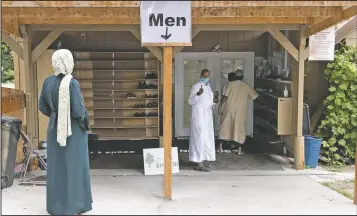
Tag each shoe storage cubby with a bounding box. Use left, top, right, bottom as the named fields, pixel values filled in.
left=254, top=78, right=293, bottom=135
left=72, top=51, right=160, bottom=140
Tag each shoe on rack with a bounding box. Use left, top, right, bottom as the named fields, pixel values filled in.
left=126, top=93, right=132, bottom=99
left=138, top=82, right=147, bottom=89
left=145, top=73, right=157, bottom=80
left=131, top=93, right=137, bottom=98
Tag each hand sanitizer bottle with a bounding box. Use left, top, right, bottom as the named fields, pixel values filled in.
left=283, top=86, right=289, bottom=97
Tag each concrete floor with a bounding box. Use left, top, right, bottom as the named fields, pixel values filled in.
left=2, top=153, right=357, bottom=215
left=90, top=152, right=286, bottom=171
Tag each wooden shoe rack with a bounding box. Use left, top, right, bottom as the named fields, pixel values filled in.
left=72, top=51, right=160, bottom=140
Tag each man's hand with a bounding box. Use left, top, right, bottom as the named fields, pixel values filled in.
left=197, top=85, right=204, bottom=96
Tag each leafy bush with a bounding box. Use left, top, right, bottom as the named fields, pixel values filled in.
left=318, top=46, right=357, bottom=165
left=1, top=41, right=14, bottom=83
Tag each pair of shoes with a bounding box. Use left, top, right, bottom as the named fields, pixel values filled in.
left=138, top=82, right=147, bottom=89
left=145, top=73, right=158, bottom=79
left=145, top=94, right=158, bottom=98
left=134, top=112, right=146, bottom=117
left=202, top=161, right=212, bottom=168
left=146, top=84, right=158, bottom=89
left=195, top=163, right=211, bottom=172
left=134, top=103, right=146, bottom=108
left=146, top=112, right=158, bottom=117
left=146, top=101, right=158, bottom=108
left=126, top=93, right=137, bottom=99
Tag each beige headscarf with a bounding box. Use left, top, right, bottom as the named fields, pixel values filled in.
left=52, top=49, right=74, bottom=147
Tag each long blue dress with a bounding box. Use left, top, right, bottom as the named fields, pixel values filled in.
left=39, top=75, right=93, bottom=215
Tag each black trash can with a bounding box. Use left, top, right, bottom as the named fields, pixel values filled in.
left=1, top=116, right=22, bottom=189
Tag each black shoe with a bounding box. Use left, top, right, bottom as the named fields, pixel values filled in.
left=131, top=93, right=136, bottom=98
left=145, top=73, right=157, bottom=80
left=126, top=93, right=132, bottom=99
left=134, top=112, right=139, bottom=117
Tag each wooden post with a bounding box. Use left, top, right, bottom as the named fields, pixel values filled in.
left=21, top=25, right=38, bottom=148
left=293, top=25, right=306, bottom=170
left=163, top=47, right=173, bottom=200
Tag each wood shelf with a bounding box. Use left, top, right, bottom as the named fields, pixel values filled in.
left=84, top=97, right=158, bottom=100
left=87, top=107, right=158, bottom=110
left=82, top=88, right=158, bottom=91
left=73, top=51, right=151, bottom=54
left=74, top=70, right=159, bottom=72
left=77, top=79, right=158, bottom=82
left=93, top=116, right=158, bottom=119
left=78, top=53, right=160, bottom=139
left=255, top=102, right=277, bottom=115
left=257, top=91, right=284, bottom=99
left=256, top=76, right=292, bottom=84
left=255, top=116, right=277, bottom=132
left=98, top=136, right=159, bottom=140
left=76, top=60, right=158, bottom=62
left=91, top=126, right=159, bottom=129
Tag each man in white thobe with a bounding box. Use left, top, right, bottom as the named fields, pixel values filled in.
left=188, top=69, right=216, bottom=172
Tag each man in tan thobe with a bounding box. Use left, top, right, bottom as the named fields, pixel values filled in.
left=218, top=69, right=258, bottom=154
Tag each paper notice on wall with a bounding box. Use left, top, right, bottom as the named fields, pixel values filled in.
left=308, top=27, right=335, bottom=61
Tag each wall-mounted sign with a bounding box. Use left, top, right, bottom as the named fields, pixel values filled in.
left=140, top=1, right=192, bottom=46
left=143, top=147, right=180, bottom=175
left=308, top=27, right=335, bottom=61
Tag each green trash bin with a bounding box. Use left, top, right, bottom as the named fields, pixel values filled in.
left=1, top=116, right=22, bottom=189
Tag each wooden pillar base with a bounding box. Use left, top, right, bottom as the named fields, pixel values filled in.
left=293, top=136, right=305, bottom=170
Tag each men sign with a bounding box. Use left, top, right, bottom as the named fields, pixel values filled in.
left=140, top=1, right=192, bottom=46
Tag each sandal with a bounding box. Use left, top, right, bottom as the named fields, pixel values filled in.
left=203, top=161, right=212, bottom=168
left=195, top=164, right=211, bottom=172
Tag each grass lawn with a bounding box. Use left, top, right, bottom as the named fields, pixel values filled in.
left=322, top=179, right=354, bottom=200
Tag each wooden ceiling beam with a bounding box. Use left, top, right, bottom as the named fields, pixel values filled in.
left=1, top=30, right=24, bottom=60
left=2, top=7, right=340, bottom=19
left=192, top=7, right=342, bottom=18
left=28, top=24, right=302, bottom=32
left=3, top=17, right=311, bottom=25
left=32, top=30, right=63, bottom=63
left=129, top=27, right=163, bottom=62
left=305, top=6, right=357, bottom=37
left=193, top=17, right=310, bottom=24
left=2, top=20, right=20, bottom=37
left=2, top=1, right=357, bottom=7
left=29, top=24, right=138, bottom=31
left=195, top=24, right=301, bottom=31
left=268, top=29, right=299, bottom=61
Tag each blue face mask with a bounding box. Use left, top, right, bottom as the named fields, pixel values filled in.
left=200, top=78, right=209, bottom=84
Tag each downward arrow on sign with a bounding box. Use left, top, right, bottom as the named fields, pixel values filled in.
left=161, top=27, right=172, bottom=41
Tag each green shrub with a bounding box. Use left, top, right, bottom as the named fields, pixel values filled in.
left=318, top=45, right=357, bottom=165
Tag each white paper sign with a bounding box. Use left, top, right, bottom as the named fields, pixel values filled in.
left=308, top=27, right=335, bottom=61
left=140, top=1, right=192, bottom=45
left=143, top=147, right=180, bottom=175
